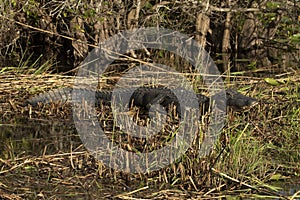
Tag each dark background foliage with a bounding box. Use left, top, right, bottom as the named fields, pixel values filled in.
left=0, top=0, right=299, bottom=73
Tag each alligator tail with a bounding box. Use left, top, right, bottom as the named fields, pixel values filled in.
left=27, top=88, right=113, bottom=106
left=27, top=88, right=73, bottom=106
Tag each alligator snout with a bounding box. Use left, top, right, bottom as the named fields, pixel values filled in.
left=225, top=89, right=259, bottom=111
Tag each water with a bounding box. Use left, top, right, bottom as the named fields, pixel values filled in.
left=0, top=118, right=81, bottom=158
left=273, top=179, right=300, bottom=199
left=1, top=118, right=299, bottom=199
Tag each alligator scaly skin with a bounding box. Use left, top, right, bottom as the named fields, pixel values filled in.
left=27, top=87, right=258, bottom=111
left=27, top=88, right=112, bottom=106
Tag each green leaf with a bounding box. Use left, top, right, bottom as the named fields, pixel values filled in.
left=269, top=173, right=290, bottom=181
left=290, top=33, right=300, bottom=44
left=264, top=78, right=280, bottom=86
left=266, top=1, right=281, bottom=9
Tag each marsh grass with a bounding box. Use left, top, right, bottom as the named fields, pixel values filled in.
left=0, top=70, right=299, bottom=199
left=0, top=50, right=55, bottom=75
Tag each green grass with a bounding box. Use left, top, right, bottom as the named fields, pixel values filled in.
left=0, top=50, right=54, bottom=74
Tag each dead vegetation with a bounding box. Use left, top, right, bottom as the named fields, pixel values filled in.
left=0, top=70, right=299, bottom=199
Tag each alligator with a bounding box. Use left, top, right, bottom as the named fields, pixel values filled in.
left=27, top=87, right=259, bottom=114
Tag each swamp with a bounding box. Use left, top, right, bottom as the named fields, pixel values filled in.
left=0, top=0, right=300, bottom=199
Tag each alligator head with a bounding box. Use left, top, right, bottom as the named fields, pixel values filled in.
left=225, top=89, right=259, bottom=111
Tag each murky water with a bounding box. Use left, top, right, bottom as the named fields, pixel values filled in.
left=0, top=118, right=81, bottom=157
left=1, top=118, right=299, bottom=199
left=272, top=179, right=300, bottom=198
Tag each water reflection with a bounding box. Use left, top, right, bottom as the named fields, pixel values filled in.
left=0, top=118, right=81, bottom=158
left=272, top=179, right=300, bottom=198
left=1, top=117, right=299, bottom=199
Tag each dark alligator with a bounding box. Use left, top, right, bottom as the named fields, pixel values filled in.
left=27, top=87, right=258, bottom=113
